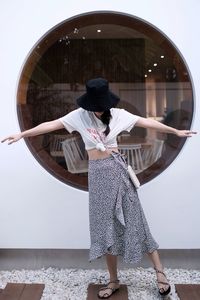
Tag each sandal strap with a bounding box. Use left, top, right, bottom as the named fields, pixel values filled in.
left=99, top=287, right=114, bottom=291
left=99, top=280, right=120, bottom=292
left=154, top=267, right=167, bottom=277
left=108, top=279, right=120, bottom=284
left=157, top=281, right=170, bottom=285
left=98, top=283, right=120, bottom=298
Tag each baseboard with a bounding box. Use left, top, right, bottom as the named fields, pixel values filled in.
left=0, top=249, right=199, bottom=270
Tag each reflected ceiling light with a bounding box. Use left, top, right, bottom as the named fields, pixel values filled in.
left=153, top=63, right=157, bottom=66
left=161, top=55, right=165, bottom=58
left=145, top=74, right=148, bottom=78
left=97, top=29, right=101, bottom=32
left=82, top=36, right=86, bottom=39
left=148, top=69, right=152, bottom=72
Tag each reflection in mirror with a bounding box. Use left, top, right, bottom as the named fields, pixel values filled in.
left=17, top=12, right=193, bottom=190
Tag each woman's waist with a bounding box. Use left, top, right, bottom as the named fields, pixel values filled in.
left=87, top=147, right=119, bottom=160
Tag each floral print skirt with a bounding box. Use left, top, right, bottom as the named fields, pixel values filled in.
left=88, top=152, right=159, bottom=264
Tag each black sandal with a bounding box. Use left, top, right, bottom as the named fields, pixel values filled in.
left=97, top=279, right=120, bottom=299
left=154, top=267, right=171, bottom=296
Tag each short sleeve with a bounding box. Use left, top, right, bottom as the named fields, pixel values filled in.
left=59, top=109, right=79, bottom=133
left=119, top=109, right=140, bottom=132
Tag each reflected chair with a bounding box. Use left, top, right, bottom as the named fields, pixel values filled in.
left=62, top=137, right=88, bottom=173
left=118, top=144, right=144, bottom=174
left=142, top=139, right=164, bottom=169
left=50, top=134, right=68, bottom=157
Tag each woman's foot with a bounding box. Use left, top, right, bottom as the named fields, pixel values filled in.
left=97, top=279, right=120, bottom=299
left=154, top=267, right=171, bottom=296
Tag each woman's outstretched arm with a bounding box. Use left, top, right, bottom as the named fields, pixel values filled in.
left=135, top=117, right=197, bottom=137
left=1, top=119, right=64, bottom=145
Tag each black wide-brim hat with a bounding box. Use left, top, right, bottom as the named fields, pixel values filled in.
left=77, top=78, right=120, bottom=111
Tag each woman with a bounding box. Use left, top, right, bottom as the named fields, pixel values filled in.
left=1, top=78, right=196, bottom=299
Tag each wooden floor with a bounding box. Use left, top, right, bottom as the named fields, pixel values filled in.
left=87, top=283, right=128, bottom=300
left=87, top=284, right=200, bottom=300
left=175, top=284, right=200, bottom=300
left=0, top=283, right=45, bottom=300
left=1, top=282, right=199, bottom=299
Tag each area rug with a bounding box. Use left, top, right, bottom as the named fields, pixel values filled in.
left=0, top=267, right=199, bottom=300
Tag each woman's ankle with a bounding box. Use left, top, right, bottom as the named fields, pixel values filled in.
left=109, top=278, right=119, bottom=283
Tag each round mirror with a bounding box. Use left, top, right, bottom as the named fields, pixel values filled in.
left=17, top=11, right=194, bottom=190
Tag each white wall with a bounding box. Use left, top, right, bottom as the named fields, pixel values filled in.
left=0, top=0, right=199, bottom=249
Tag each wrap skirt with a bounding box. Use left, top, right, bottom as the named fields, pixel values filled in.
left=88, top=152, right=159, bottom=264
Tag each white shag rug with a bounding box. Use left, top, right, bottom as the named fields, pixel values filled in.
left=0, top=267, right=200, bottom=300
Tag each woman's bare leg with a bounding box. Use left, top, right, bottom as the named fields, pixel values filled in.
left=98, top=254, right=120, bottom=298
left=147, top=250, right=170, bottom=292
left=147, top=249, right=163, bottom=269
left=106, top=254, right=119, bottom=281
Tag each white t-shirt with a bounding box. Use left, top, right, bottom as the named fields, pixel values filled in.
left=59, top=108, right=140, bottom=150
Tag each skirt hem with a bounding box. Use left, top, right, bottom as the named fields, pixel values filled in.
left=89, top=243, right=159, bottom=265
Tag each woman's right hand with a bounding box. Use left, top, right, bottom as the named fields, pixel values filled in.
left=1, top=133, right=23, bottom=145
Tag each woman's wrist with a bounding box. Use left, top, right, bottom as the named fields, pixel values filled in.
left=21, top=129, right=33, bottom=138
left=21, top=131, right=26, bottom=138
left=170, top=128, right=179, bottom=135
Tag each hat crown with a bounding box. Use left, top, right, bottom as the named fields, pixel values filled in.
left=86, top=78, right=108, bottom=96
left=76, top=77, right=120, bottom=111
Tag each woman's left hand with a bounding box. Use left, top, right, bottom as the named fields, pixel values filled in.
left=175, top=130, right=197, bottom=137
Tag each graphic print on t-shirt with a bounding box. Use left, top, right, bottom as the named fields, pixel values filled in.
left=86, top=128, right=106, bottom=143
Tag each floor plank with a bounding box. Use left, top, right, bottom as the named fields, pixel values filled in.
left=175, top=284, right=200, bottom=300
left=87, top=283, right=128, bottom=300
left=20, top=284, right=45, bottom=300
left=0, top=283, right=45, bottom=300
left=0, top=283, right=25, bottom=300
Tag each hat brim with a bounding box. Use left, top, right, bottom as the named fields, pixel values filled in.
left=77, top=91, right=120, bottom=111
